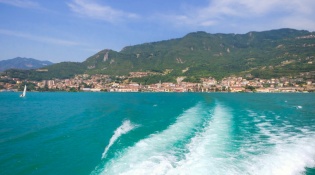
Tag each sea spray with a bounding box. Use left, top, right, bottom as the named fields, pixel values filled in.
left=243, top=110, right=315, bottom=175
left=247, top=135, right=315, bottom=175
left=170, top=103, right=235, bottom=174
left=102, top=120, right=137, bottom=159
left=95, top=103, right=208, bottom=174
left=89, top=94, right=315, bottom=175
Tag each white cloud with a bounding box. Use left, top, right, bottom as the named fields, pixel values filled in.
left=67, top=0, right=139, bottom=22
left=161, top=0, right=315, bottom=32
left=0, top=0, right=40, bottom=9
left=0, top=29, right=83, bottom=46
left=278, top=16, right=315, bottom=32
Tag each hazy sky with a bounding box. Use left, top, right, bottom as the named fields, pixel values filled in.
left=1, top=0, right=315, bottom=63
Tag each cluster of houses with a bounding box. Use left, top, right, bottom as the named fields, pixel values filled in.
left=1, top=71, right=315, bottom=92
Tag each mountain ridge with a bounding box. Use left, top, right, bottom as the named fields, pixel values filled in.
left=3, top=28, right=315, bottom=81
left=83, top=28, right=314, bottom=78
left=0, top=57, right=54, bottom=72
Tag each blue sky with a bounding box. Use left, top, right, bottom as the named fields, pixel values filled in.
left=1, top=0, right=315, bottom=63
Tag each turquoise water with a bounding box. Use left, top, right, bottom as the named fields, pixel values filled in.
left=1, top=92, right=315, bottom=175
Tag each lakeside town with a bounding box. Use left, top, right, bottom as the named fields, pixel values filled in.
left=1, top=70, right=315, bottom=93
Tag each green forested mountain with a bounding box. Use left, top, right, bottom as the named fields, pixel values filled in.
left=3, top=28, right=315, bottom=81
left=4, top=62, right=85, bottom=81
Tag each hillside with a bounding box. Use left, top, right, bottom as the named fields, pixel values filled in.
left=4, top=62, right=85, bottom=81
left=0, top=57, right=53, bottom=72
left=3, top=28, right=315, bottom=81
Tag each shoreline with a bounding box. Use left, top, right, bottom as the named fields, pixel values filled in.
left=1, top=90, right=313, bottom=93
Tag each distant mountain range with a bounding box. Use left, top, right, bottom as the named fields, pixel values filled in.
left=3, top=28, right=315, bottom=82
left=0, top=57, right=54, bottom=72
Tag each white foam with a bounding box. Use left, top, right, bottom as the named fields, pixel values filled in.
left=243, top=111, right=315, bottom=175
left=95, top=103, right=208, bottom=175
left=101, top=120, right=137, bottom=159
left=246, top=135, right=315, bottom=175
left=93, top=103, right=315, bottom=175
left=247, top=109, right=258, bottom=117
left=173, top=106, right=315, bottom=175
left=169, top=103, right=236, bottom=174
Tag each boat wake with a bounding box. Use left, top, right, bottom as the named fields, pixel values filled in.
left=92, top=101, right=315, bottom=175
left=92, top=103, right=208, bottom=174
left=101, top=120, right=137, bottom=159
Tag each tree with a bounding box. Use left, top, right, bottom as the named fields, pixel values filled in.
left=68, top=87, right=77, bottom=92
left=245, top=85, right=256, bottom=91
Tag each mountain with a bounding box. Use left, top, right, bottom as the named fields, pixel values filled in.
left=0, top=57, right=54, bottom=72
left=83, top=28, right=315, bottom=79
left=3, top=29, right=315, bottom=81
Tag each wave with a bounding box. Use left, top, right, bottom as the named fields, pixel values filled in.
left=92, top=103, right=208, bottom=174
left=240, top=109, right=315, bottom=175
left=101, top=120, right=137, bottom=159
left=92, top=102, right=315, bottom=175
left=169, top=103, right=234, bottom=174
left=248, top=135, right=315, bottom=175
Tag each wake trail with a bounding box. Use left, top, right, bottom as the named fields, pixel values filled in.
left=94, top=102, right=315, bottom=175
left=171, top=103, right=235, bottom=174
left=101, top=120, right=137, bottom=159
left=94, top=103, right=208, bottom=175
left=243, top=111, right=315, bottom=175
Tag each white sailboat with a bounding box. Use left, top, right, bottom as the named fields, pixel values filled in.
left=20, top=85, right=26, bottom=97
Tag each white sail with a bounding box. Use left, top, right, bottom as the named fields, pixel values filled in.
left=20, top=85, right=26, bottom=97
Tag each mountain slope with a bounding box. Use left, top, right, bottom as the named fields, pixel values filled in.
left=83, top=28, right=315, bottom=79
left=3, top=28, right=315, bottom=81
left=4, top=62, right=85, bottom=81
left=0, top=57, right=53, bottom=72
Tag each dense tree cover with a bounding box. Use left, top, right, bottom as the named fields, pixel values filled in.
left=3, top=29, right=315, bottom=81
left=0, top=78, right=16, bottom=84
left=182, top=76, right=201, bottom=83
left=3, top=62, right=85, bottom=81
left=18, top=82, right=36, bottom=91
left=131, top=75, right=176, bottom=85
